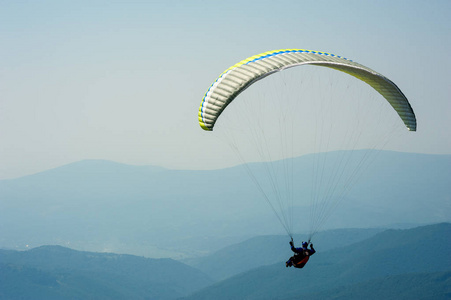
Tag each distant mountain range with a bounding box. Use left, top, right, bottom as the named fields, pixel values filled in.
left=0, top=151, right=450, bottom=258
left=1, top=223, right=450, bottom=299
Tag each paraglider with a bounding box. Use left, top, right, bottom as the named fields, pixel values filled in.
left=198, top=49, right=416, bottom=268
left=286, top=240, right=316, bottom=268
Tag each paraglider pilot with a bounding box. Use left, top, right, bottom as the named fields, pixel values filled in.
left=286, top=239, right=315, bottom=268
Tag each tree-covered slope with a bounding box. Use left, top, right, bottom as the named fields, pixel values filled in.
left=0, top=245, right=213, bottom=300
left=184, top=223, right=451, bottom=300
left=187, top=228, right=384, bottom=280
left=301, top=271, right=451, bottom=300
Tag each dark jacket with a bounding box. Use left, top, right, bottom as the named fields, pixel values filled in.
left=291, top=244, right=315, bottom=256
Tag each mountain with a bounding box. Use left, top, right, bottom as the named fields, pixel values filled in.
left=0, top=151, right=450, bottom=258
left=0, top=245, right=213, bottom=300
left=186, top=228, right=384, bottom=281
left=301, top=271, right=451, bottom=300
left=184, top=223, right=451, bottom=300
left=1, top=224, right=449, bottom=299
left=0, top=160, right=263, bottom=257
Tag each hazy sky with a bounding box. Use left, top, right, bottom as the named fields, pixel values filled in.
left=1, top=0, right=450, bottom=179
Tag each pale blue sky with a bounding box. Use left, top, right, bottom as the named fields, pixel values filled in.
left=1, top=0, right=450, bottom=179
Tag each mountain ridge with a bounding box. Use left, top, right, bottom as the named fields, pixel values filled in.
left=1, top=150, right=449, bottom=258
left=184, top=223, right=451, bottom=299
left=0, top=245, right=213, bottom=300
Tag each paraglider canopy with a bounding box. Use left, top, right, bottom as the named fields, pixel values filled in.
left=199, top=49, right=416, bottom=132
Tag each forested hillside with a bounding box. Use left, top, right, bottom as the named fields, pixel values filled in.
left=185, top=223, right=451, bottom=300
left=0, top=246, right=213, bottom=300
